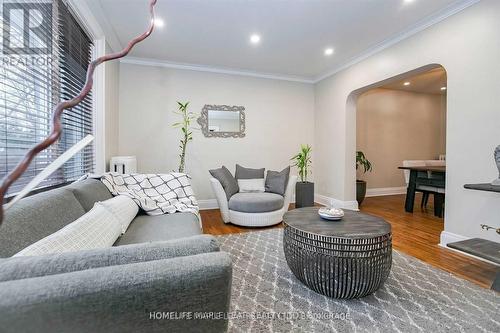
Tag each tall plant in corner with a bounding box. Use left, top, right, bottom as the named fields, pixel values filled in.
left=291, top=144, right=314, bottom=208
left=172, top=102, right=195, bottom=173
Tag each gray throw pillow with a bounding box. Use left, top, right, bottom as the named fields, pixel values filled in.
left=209, top=166, right=239, bottom=200
left=235, top=164, right=265, bottom=179
left=265, top=166, right=290, bottom=196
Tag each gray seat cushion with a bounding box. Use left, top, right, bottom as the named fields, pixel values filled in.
left=0, top=188, right=86, bottom=258
left=228, top=192, right=284, bottom=213
left=66, top=179, right=113, bottom=212
left=115, top=213, right=201, bottom=246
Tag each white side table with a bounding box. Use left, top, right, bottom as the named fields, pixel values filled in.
left=110, top=156, right=137, bottom=174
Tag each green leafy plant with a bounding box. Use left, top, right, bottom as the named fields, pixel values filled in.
left=291, top=144, right=312, bottom=182
left=356, top=151, right=372, bottom=178
left=172, top=101, right=196, bottom=173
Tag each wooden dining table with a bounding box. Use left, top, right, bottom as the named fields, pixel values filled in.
left=398, top=165, right=446, bottom=217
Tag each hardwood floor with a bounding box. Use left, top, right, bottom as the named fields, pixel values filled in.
left=200, top=194, right=498, bottom=289
left=360, top=194, right=498, bottom=289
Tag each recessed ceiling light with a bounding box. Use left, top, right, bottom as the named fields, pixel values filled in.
left=324, top=48, right=334, bottom=56
left=250, top=34, right=261, bottom=44
left=154, top=18, right=164, bottom=28
left=441, top=86, right=447, bottom=91
left=403, top=82, right=411, bottom=86
left=404, top=0, right=415, bottom=4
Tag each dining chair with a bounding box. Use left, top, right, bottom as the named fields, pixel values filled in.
left=402, top=160, right=430, bottom=209
left=422, top=160, right=446, bottom=217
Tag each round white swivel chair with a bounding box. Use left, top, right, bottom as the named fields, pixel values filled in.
left=210, top=176, right=297, bottom=227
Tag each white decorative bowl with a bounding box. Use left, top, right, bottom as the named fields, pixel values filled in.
left=318, top=207, right=344, bottom=221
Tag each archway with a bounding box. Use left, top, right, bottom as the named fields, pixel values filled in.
left=345, top=64, right=447, bottom=210
left=344, top=64, right=450, bottom=264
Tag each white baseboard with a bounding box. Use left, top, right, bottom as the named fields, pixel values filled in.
left=315, top=194, right=359, bottom=211
left=439, top=231, right=468, bottom=247
left=366, top=186, right=407, bottom=197
left=198, top=199, right=218, bottom=210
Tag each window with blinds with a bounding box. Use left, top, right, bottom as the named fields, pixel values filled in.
left=0, top=0, right=94, bottom=197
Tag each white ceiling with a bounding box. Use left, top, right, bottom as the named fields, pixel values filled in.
left=85, top=0, right=476, bottom=82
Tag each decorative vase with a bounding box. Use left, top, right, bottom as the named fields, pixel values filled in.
left=356, top=180, right=367, bottom=206
left=295, top=182, right=314, bottom=208
left=493, top=145, right=500, bottom=186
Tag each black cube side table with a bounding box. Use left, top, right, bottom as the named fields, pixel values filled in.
left=283, top=207, right=392, bottom=299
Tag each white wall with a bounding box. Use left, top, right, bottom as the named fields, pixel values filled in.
left=118, top=64, right=314, bottom=201
left=314, top=0, right=500, bottom=242
left=113, top=0, right=499, bottom=242
left=104, top=43, right=120, bottom=170
left=356, top=88, right=446, bottom=189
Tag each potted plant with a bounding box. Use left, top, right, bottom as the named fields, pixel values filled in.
left=291, top=144, right=314, bottom=208
left=356, top=151, right=372, bottom=206
left=172, top=101, right=196, bottom=173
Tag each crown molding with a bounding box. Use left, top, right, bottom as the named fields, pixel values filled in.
left=313, top=0, right=481, bottom=83
left=120, top=57, right=315, bottom=84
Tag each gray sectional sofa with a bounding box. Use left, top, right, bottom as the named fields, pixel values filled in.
left=0, top=179, right=232, bottom=333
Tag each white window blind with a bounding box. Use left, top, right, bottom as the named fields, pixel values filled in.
left=0, top=0, right=94, bottom=197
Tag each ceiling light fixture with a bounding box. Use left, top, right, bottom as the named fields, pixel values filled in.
left=154, top=18, right=164, bottom=28
left=403, top=82, right=411, bottom=86
left=324, top=48, right=334, bottom=56
left=250, top=34, right=261, bottom=44
left=441, top=86, right=447, bottom=91
left=404, top=0, right=415, bottom=4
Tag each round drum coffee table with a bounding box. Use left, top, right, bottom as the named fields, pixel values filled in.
left=283, top=207, right=392, bottom=299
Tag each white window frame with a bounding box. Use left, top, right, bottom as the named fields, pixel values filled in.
left=65, top=0, right=107, bottom=174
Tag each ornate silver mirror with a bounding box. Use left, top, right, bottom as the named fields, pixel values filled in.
left=198, top=105, right=246, bottom=138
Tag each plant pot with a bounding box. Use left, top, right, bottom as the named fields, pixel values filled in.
left=356, top=180, right=367, bottom=206
left=295, top=182, right=314, bottom=208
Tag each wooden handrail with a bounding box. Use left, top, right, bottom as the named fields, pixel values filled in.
left=0, top=0, right=158, bottom=225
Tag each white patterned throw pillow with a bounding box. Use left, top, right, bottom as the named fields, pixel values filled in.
left=96, top=195, right=138, bottom=233
left=238, top=178, right=266, bottom=193
left=14, top=203, right=122, bottom=257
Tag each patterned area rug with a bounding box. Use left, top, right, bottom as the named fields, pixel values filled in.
left=217, top=229, right=499, bottom=332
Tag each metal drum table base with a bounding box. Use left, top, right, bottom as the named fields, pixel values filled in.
left=283, top=208, right=392, bottom=299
